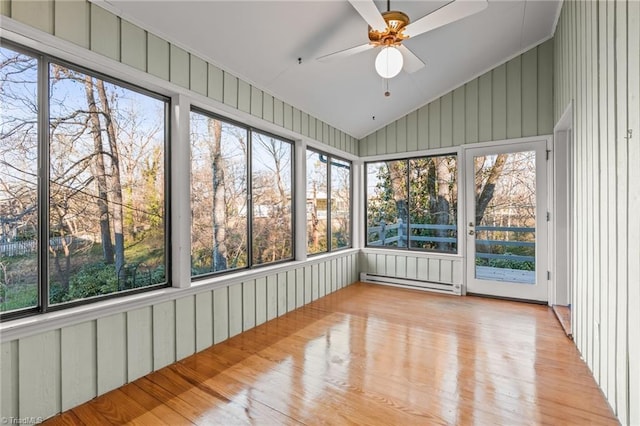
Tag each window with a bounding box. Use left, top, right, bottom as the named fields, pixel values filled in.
left=306, top=149, right=351, bottom=254
left=190, top=110, right=294, bottom=277
left=366, top=154, right=457, bottom=253
left=190, top=113, right=248, bottom=274
left=251, top=131, right=293, bottom=265
left=1, top=43, right=170, bottom=318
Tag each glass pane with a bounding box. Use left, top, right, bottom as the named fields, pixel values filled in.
left=366, top=160, right=408, bottom=247
left=330, top=157, right=350, bottom=250
left=474, top=151, right=536, bottom=284
left=306, top=150, right=327, bottom=254
left=191, top=112, right=248, bottom=275
left=252, top=133, right=292, bottom=265
left=48, top=63, right=167, bottom=305
left=0, top=46, right=39, bottom=313
left=408, top=156, right=457, bottom=253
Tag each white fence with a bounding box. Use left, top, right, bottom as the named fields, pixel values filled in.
left=0, top=236, right=93, bottom=257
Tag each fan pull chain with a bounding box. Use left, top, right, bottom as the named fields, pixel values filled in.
left=384, top=78, right=391, bottom=97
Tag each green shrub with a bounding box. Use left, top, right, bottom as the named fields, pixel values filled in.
left=67, top=263, right=118, bottom=300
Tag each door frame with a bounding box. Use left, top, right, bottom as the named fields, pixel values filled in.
left=461, top=135, right=553, bottom=303
left=552, top=104, right=573, bottom=308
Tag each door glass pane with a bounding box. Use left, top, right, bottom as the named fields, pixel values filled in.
left=0, top=46, right=39, bottom=313
left=474, top=151, right=536, bottom=284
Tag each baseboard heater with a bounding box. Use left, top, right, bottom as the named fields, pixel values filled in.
left=360, top=273, right=463, bottom=296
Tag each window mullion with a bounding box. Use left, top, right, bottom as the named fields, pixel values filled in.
left=327, top=156, right=332, bottom=252
left=247, top=129, right=253, bottom=268
left=38, top=56, right=50, bottom=313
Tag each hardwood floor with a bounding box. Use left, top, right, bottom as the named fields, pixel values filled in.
left=44, top=283, right=618, bottom=425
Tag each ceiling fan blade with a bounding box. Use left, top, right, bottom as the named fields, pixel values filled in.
left=348, top=0, right=387, bottom=32
left=398, top=45, right=425, bottom=73
left=317, top=43, right=374, bottom=62
left=404, top=0, right=488, bottom=38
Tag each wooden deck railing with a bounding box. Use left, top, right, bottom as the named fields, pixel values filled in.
left=367, top=223, right=535, bottom=262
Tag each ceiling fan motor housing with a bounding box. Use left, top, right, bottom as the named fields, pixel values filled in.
left=368, top=10, right=410, bottom=46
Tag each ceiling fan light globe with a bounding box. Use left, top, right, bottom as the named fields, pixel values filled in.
left=375, top=46, right=403, bottom=79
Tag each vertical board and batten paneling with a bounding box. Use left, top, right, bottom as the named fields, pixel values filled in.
left=19, top=331, right=61, bottom=419
left=614, top=1, right=629, bottom=422
left=121, top=22, right=147, bottom=72
left=296, top=268, right=305, bottom=308
left=152, top=301, right=176, bottom=369
left=452, top=87, right=465, bottom=146
left=237, top=80, right=251, bottom=113
left=195, top=291, right=213, bottom=351
left=287, top=270, right=296, bottom=312
left=304, top=266, right=312, bottom=304
left=127, top=307, right=153, bottom=382
left=359, top=251, right=463, bottom=289
left=465, top=79, right=479, bottom=143
left=417, top=105, right=429, bottom=151
left=440, top=92, right=453, bottom=147
left=277, top=272, right=287, bottom=316
left=96, top=313, right=127, bottom=394
left=506, top=56, right=522, bottom=139
left=521, top=48, right=538, bottom=137
left=228, top=283, right=243, bottom=337
left=170, top=45, right=190, bottom=89
left=189, top=54, right=208, bottom=96
left=255, top=276, right=267, bottom=326
left=266, top=274, right=278, bottom=320
left=60, top=323, right=96, bottom=411
left=213, top=286, right=229, bottom=344
left=242, top=280, right=256, bottom=331
left=11, top=0, right=52, bottom=33
left=1, top=341, right=18, bottom=418
left=54, top=0, right=89, bottom=49
left=90, top=5, right=119, bottom=61
left=627, top=2, right=640, bottom=424
left=554, top=1, right=639, bottom=424
left=175, top=295, right=196, bottom=360
left=358, top=40, right=554, bottom=155
left=147, top=33, right=169, bottom=81
left=492, top=63, right=507, bottom=141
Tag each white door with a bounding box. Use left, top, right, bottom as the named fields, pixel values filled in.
left=465, top=140, right=549, bottom=302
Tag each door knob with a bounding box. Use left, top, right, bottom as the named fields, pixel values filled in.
left=468, top=230, right=475, bottom=235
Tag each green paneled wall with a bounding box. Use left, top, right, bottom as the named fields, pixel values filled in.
left=554, top=1, right=639, bottom=425
left=0, top=0, right=359, bottom=155
left=0, top=253, right=359, bottom=420
left=359, top=39, right=554, bottom=156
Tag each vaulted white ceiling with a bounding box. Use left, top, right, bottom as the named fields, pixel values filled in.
left=101, top=0, right=560, bottom=139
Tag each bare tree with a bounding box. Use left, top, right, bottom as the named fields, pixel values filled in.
left=209, top=119, right=227, bottom=271
left=84, top=76, right=114, bottom=264
left=97, top=81, right=125, bottom=280
left=475, top=154, right=508, bottom=225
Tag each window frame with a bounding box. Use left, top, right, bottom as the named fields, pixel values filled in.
left=364, top=152, right=459, bottom=255
left=189, top=107, right=296, bottom=280
left=0, top=39, right=172, bottom=321
left=306, top=147, right=353, bottom=256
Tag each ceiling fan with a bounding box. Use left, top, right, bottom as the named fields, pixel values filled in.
left=318, top=0, right=488, bottom=79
